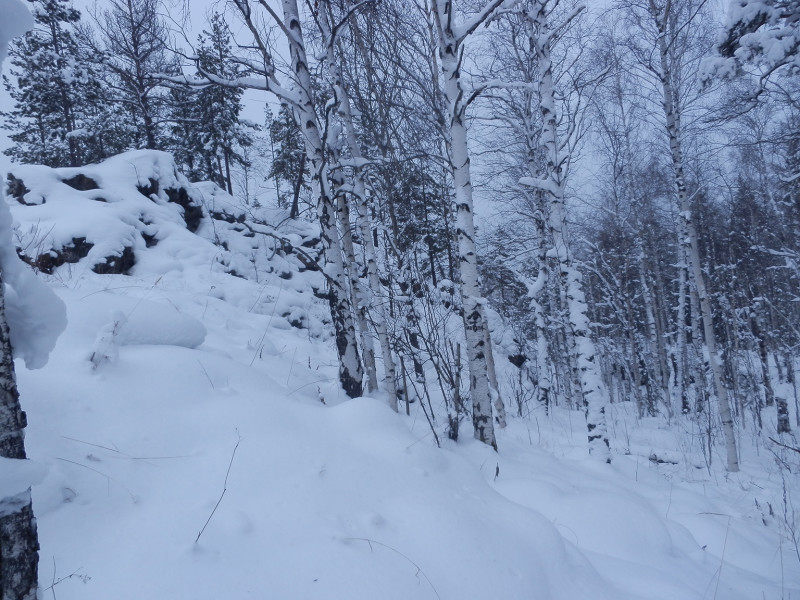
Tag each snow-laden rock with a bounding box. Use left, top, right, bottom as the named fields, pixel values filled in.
left=8, top=150, right=206, bottom=275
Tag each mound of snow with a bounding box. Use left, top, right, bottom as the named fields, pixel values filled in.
left=7, top=151, right=206, bottom=276
left=6, top=150, right=327, bottom=334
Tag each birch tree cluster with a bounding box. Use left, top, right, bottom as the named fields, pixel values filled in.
left=3, top=0, right=800, bottom=470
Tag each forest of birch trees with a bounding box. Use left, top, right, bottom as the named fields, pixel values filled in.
left=3, top=0, right=800, bottom=473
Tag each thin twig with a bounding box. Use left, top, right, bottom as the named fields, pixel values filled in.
left=44, top=562, right=88, bottom=596
left=344, top=537, right=440, bottom=600
left=197, top=360, right=216, bottom=390
left=61, top=436, right=187, bottom=460
left=713, top=517, right=732, bottom=600
left=56, top=458, right=137, bottom=501
left=195, top=432, right=242, bottom=544
left=769, top=437, right=800, bottom=455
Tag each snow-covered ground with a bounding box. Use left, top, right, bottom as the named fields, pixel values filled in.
left=6, top=152, right=799, bottom=599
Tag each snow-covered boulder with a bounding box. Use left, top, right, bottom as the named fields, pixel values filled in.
left=7, top=151, right=206, bottom=276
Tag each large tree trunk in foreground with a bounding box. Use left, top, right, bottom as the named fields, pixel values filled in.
left=0, top=278, right=39, bottom=600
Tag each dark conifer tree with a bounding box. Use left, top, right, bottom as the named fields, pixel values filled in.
left=191, top=13, right=254, bottom=194
left=1, top=0, right=99, bottom=167
left=268, top=104, right=307, bottom=217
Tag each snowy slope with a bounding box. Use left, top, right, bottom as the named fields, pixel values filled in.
left=6, top=153, right=799, bottom=599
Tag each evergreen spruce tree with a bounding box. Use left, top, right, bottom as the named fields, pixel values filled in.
left=268, top=103, right=307, bottom=216
left=166, top=81, right=204, bottom=182
left=191, top=13, right=254, bottom=194
left=1, top=0, right=99, bottom=167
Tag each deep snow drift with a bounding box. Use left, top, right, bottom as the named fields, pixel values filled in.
left=5, top=152, right=799, bottom=599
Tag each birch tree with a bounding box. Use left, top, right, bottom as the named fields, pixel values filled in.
left=316, top=2, right=400, bottom=409
left=201, top=0, right=364, bottom=397
left=1, top=4, right=68, bottom=597
left=589, top=28, right=674, bottom=418
left=502, top=0, right=611, bottom=460
left=620, top=0, right=740, bottom=471
left=428, top=0, right=512, bottom=449
left=0, top=289, right=38, bottom=600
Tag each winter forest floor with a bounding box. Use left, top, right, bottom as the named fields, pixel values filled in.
left=10, top=152, right=800, bottom=599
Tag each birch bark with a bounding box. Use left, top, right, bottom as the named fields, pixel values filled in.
left=431, top=0, right=506, bottom=449
left=648, top=0, right=739, bottom=471
left=523, top=0, right=611, bottom=461
left=280, top=0, right=364, bottom=397
left=0, top=280, right=38, bottom=600
left=0, top=7, right=39, bottom=596
left=320, top=4, right=399, bottom=409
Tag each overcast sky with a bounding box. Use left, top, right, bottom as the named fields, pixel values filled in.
left=0, top=0, right=732, bottom=157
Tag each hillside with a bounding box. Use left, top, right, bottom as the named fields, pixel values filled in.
left=6, top=151, right=800, bottom=599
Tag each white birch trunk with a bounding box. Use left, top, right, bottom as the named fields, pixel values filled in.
left=432, top=0, right=499, bottom=449
left=674, top=240, right=690, bottom=413
left=320, top=5, right=399, bottom=410
left=0, top=280, right=38, bottom=600
left=526, top=1, right=611, bottom=461
left=334, top=188, right=378, bottom=392
left=0, top=16, right=39, bottom=596
left=649, top=0, right=739, bottom=471
left=530, top=194, right=554, bottom=411
left=281, top=0, right=363, bottom=397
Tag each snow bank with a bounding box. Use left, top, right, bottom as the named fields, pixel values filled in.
left=0, top=457, right=47, bottom=505
left=1, top=148, right=793, bottom=598
left=10, top=229, right=794, bottom=600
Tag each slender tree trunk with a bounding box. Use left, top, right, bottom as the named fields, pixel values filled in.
left=281, top=0, right=363, bottom=397
left=321, top=5, right=399, bottom=409
left=0, top=279, right=39, bottom=600
left=530, top=196, right=554, bottom=412
left=637, top=242, right=671, bottom=416
left=290, top=154, right=305, bottom=219
left=650, top=0, right=738, bottom=471
left=525, top=1, right=610, bottom=461
left=432, top=1, right=498, bottom=449
left=334, top=188, right=378, bottom=393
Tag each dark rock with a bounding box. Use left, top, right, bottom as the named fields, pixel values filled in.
left=22, top=237, right=94, bottom=274
left=141, top=231, right=158, bottom=248
left=508, top=354, right=527, bottom=368
left=137, top=178, right=159, bottom=198
left=62, top=174, right=99, bottom=191
left=210, top=210, right=245, bottom=224
left=282, top=311, right=305, bottom=329
left=6, top=174, right=34, bottom=205
left=92, top=246, right=135, bottom=275
left=296, top=252, right=319, bottom=273
left=164, top=187, right=203, bottom=232
left=648, top=453, right=678, bottom=465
